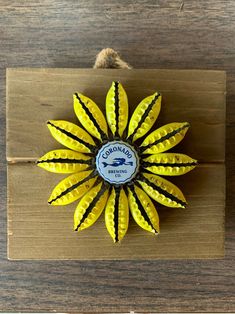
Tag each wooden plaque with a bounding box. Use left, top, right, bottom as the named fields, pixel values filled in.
left=7, top=68, right=226, bottom=259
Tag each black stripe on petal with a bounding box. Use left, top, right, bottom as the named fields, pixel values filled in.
left=114, top=81, right=119, bottom=137
left=142, top=161, right=197, bottom=168
left=74, top=93, right=107, bottom=141
left=47, top=121, right=95, bottom=152
left=114, top=186, right=120, bottom=243
left=140, top=123, right=189, bottom=153
left=75, top=182, right=107, bottom=231
left=137, top=174, right=187, bottom=207
left=37, top=158, right=93, bottom=165
left=128, top=93, right=160, bottom=142
left=129, top=185, right=158, bottom=234
left=48, top=171, right=96, bottom=205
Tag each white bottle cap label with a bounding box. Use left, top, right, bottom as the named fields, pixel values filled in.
left=96, top=141, right=139, bottom=185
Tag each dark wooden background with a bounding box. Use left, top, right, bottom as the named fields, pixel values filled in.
left=0, top=1, right=234, bottom=312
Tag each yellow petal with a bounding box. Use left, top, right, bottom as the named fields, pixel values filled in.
left=127, top=92, right=161, bottom=142
left=106, top=81, right=128, bottom=137
left=37, top=149, right=93, bottom=173
left=47, top=120, right=96, bottom=153
left=48, top=170, right=97, bottom=206
left=137, top=172, right=187, bottom=208
left=140, top=122, right=190, bottom=154
left=74, top=93, right=108, bottom=141
left=128, top=184, right=159, bottom=234
left=142, top=153, right=197, bottom=176
left=105, top=186, right=129, bottom=243
left=74, top=182, right=109, bottom=231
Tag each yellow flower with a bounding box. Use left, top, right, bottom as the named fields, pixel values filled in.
left=37, top=82, right=197, bottom=243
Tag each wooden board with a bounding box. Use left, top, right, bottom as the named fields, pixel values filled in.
left=7, top=68, right=225, bottom=163
left=8, top=163, right=225, bottom=259
left=6, top=68, right=226, bottom=259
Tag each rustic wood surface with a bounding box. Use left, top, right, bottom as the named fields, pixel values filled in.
left=6, top=68, right=225, bottom=163
left=8, top=163, right=225, bottom=260
left=0, top=0, right=234, bottom=312
left=6, top=68, right=225, bottom=261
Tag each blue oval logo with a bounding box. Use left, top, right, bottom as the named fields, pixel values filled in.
left=96, top=141, right=139, bottom=184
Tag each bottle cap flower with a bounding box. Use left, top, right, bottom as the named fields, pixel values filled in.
left=37, top=82, right=197, bottom=243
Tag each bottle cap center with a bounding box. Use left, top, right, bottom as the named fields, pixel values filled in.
left=96, top=141, right=139, bottom=185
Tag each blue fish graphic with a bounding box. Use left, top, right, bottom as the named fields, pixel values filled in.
left=102, top=158, right=133, bottom=168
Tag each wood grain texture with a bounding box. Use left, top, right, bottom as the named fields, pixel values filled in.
left=6, top=68, right=225, bottom=163
left=0, top=0, right=235, bottom=312
left=8, top=163, right=225, bottom=260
